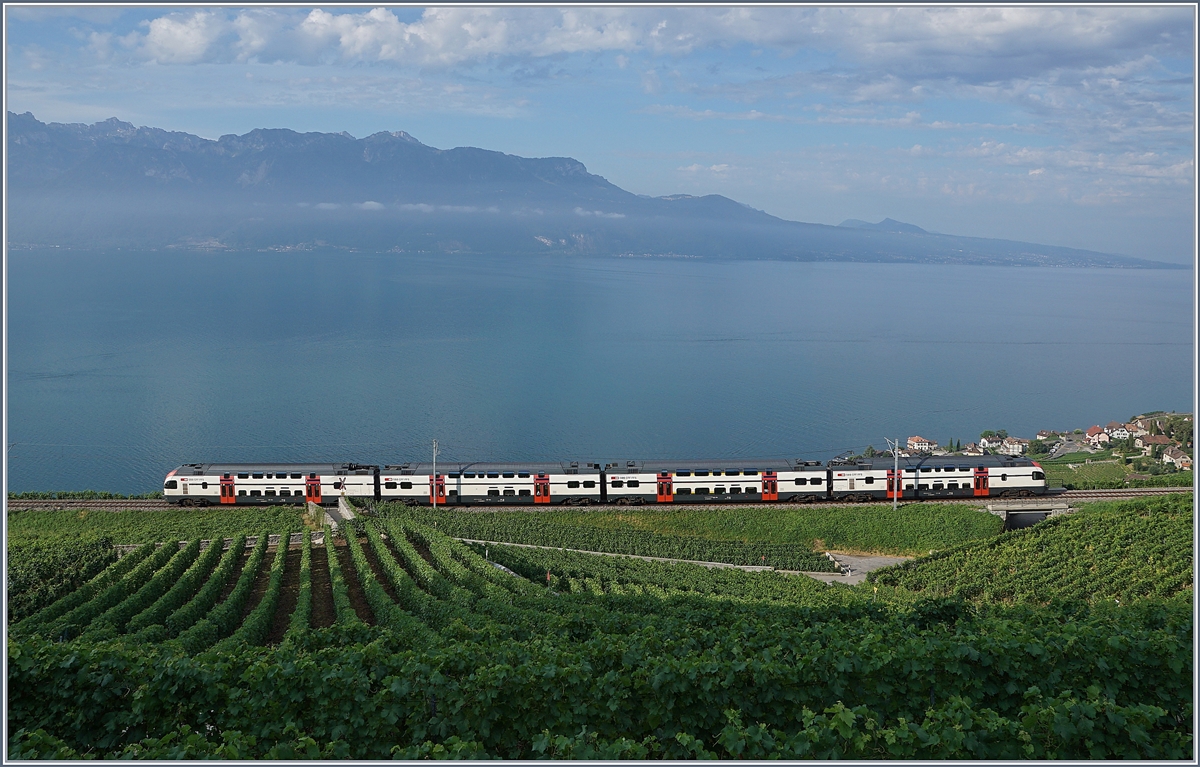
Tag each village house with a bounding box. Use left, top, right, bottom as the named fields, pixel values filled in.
left=962, top=442, right=984, bottom=456
left=1163, top=447, right=1193, bottom=471
left=1035, top=430, right=1059, bottom=442
left=1105, top=421, right=1130, bottom=440
left=999, top=437, right=1030, bottom=456
left=906, top=436, right=938, bottom=452
left=1136, top=434, right=1173, bottom=454
left=1126, top=422, right=1149, bottom=438
left=1084, top=425, right=1110, bottom=447
left=978, top=435, right=1005, bottom=450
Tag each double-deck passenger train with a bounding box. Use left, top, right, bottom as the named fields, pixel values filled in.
left=163, top=454, right=1047, bottom=506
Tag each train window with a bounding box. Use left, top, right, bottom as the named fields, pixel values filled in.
left=676, top=488, right=691, bottom=494
left=711, top=471, right=723, bottom=477
left=463, top=472, right=475, bottom=478
left=715, top=487, right=726, bottom=494
left=676, top=471, right=691, bottom=477
left=250, top=490, right=261, bottom=496
left=864, top=477, right=874, bottom=484
left=731, top=487, right=742, bottom=494
left=518, top=473, right=530, bottom=478
left=627, top=480, right=640, bottom=488
left=279, top=489, right=289, bottom=496
left=239, top=490, right=247, bottom=496
left=448, top=473, right=460, bottom=479
left=932, top=483, right=943, bottom=490
left=201, top=482, right=208, bottom=489
left=289, top=473, right=300, bottom=479
left=568, top=481, right=581, bottom=489
left=385, top=481, right=397, bottom=490
left=794, top=478, right=807, bottom=485
left=905, top=484, right=913, bottom=490
left=695, top=487, right=710, bottom=494
left=333, top=481, right=342, bottom=490
left=165, top=480, right=178, bottom=489
left=488, top=489, right=500, bottom=496
left=519, top=489, right=531, bottom=496
left=238, top=473, right=249, bottom=479
left=695, top=471, right=709, bottom=477
left=947, top=483, right=958, bottom=490
left=400, top=482, right=413, bottom=490
left=448, top=490, right=457, bottom=496
left=252, top=473, right=263, bottom=479
left=1033, top=471, right=1045, bottom=480
left=503, top=489, right=515, bottom=496
left=745, top=487, right=758, bottom=494
left=743, top=470, right=759, bottom=475
left=265, top=488, right=275, bottom=495
left=610, top=480, right=623, bottom=488
left=583, top=481, right=596, bottom=488
left=810, top=477, right=823, bottom=485
left=725, top=470, right=740, bottom=476
left=918, top=484, right=928, bottom=490
left=309, top=473, right=316, bottom=479
left=1001, top=474, right=1007, bottom=482
left=487, top=473, right=500, bottom=478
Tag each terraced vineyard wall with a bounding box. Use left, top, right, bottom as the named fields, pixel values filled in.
left=7, top=499, right=1193, bottom=760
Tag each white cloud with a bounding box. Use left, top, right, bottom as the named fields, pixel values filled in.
left=574, top=207, right=625, bottom=218
left=355, top=201, right=385, bottom=210
left=140, top=12, right=225, bottom=65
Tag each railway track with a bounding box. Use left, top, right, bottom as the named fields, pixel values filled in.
left=5, top=485, right=1190, bottom=512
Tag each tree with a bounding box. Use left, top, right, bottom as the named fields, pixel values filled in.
left=997, top=429, right=1008, bottom=439
left=862, top=445, right=878, bottom=458
left=980, top=430, right=996, bottom=440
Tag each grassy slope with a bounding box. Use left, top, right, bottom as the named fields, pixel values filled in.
left=7, top=506, right=305, bottom=546
left=487, top=503, right=1004, bottom=556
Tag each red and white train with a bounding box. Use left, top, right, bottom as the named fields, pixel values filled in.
left=163, top=454, right=1047, bottom=506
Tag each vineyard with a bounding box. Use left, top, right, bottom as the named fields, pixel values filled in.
left=869, top=494, right=1194, bottom=604
left=7, top=498, right=1194, bottom=759
left=395, top=500, right=1003, bottom=559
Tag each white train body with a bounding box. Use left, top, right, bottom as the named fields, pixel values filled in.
left=164, top=454, right=1045, bottom=507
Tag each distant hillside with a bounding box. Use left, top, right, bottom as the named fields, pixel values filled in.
left=7, top=112, right=1182, bottom=268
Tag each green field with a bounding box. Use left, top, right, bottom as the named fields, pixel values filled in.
left=6, top=506, right=306, bottom=545
left=400, top=502, right=1003, bottom=557
left=6, top=497, right=1192, bottom=759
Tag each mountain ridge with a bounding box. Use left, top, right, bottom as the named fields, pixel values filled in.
left=7, top=112, right=1183, bottom=269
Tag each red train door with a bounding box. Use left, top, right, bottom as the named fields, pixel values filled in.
left=886, top=469, right=902, bottom=500
left=973, top=467, right=989, bottom=497
left=534, top=474, right=551, bottom=504
left=305, top=475, right=322, bottom=504
left=429, top=475, right=447, bottom=505
left=220, top=474, right=236, bottom=505
left=656, top=472, right=673, bottom=503
left=761, top=471, right=779, bottom=501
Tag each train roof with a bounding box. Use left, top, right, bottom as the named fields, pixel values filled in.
left=384, top=461, right=601, bottom=475
left=168, top=463, right=373, bottom=476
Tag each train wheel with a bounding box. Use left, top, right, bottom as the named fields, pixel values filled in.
left=180, top=499, right=195, bottom=508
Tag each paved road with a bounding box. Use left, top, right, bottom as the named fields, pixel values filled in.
left=795, top=553, right=911, bottom=586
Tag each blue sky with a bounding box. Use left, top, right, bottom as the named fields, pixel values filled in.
left=5, top=5, right=1196, bottom=263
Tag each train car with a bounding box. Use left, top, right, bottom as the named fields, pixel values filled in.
left=829, top=454, right=1046, bottom=502
left=604, top=459, right=830, bottom=505
left=164, top=463, right=378, bottom=506
left=380, top=461, right=604, bottom=506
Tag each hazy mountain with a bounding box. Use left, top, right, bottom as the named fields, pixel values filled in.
left=839, top=218, right=928, bottom=235
left=7, top=112, right=1182, bottom=268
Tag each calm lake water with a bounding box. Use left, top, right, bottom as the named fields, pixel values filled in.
left=6, top=250, right=1194, bottom=493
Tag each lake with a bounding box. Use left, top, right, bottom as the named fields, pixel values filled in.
left=6, top=249, right=1194, bottom=493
